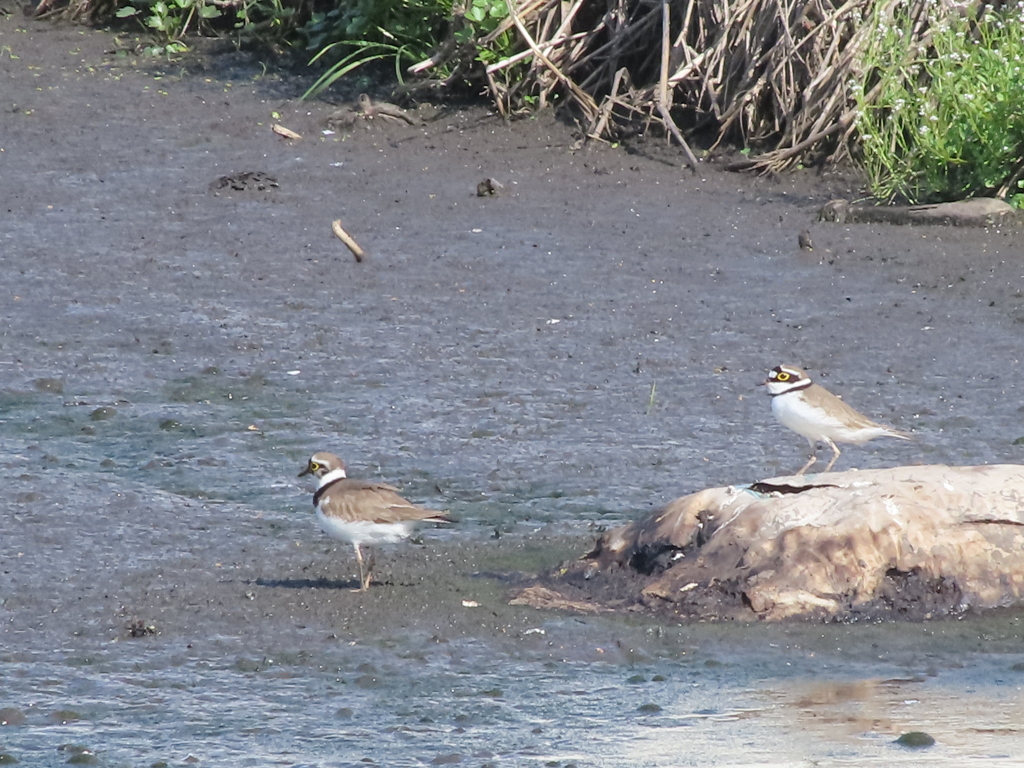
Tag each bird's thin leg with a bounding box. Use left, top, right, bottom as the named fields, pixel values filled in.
left=364, top=548, right=376, bottom=590
left=353, top=544, right=368, bottom=591
left=797, top=438, right=818, bottom=475
left=822, top=438, right=841, bottom=472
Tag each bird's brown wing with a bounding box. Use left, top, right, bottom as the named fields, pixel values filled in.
left=322, top=479, right=450, bottom=524
left=811, top=384, right=908, bottom=437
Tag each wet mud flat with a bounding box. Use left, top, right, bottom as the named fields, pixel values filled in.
left=3, top=15, right=1024, bottom=767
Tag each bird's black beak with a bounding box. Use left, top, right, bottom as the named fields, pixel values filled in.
left=298, top=464, right=312, bottom=478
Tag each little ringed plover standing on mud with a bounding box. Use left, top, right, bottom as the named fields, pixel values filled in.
left=763, top=364, right=909, bottom=475
left=299, top=452, right=451, bottom=590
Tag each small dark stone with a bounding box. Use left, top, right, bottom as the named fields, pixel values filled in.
left=626, top=674, right=646, bottom=684
left=431, top=754, right=462, bottom=765
left=89, top=407, right=116, bottom=421
left=234, top=658, right=261, bottom=673
left=637, top=703, right=662, bottom=713
left=127, top=620, right=157, bottom=638
left=159, top=419, right=182, bottom=431
left=478, top=688, right=502, bottom=698
left=66, top=753, right=98, bottom=765
left=33, top=378, right=64, bottom=394
left=0, top=752, right=20, bottom=764
left=0, top=707, right=26, bottom=725
left=51, top=710, right=81, bottom=723
left=1010, top=662, right=1024, bottom=671
left=335, top=707, right=353, bottom=719
left=896, top=731, right=935, bottom=748
left=1013, top=437, right=1024, bottom=445
left=476, top=178, right=504, bottom=197
left=58, top=745, right=97, bottom=764
left=651, top=674, right=666, bottom=682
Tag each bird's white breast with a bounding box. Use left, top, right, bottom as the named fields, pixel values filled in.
left=771, top=391, right=846, bottom=440
left=771, top=391, right=893, bottom=444
left=315, top=508, right=414, bottom=546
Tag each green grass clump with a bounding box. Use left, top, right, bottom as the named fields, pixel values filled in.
left=300, top=0, right=512, bottom=100
left=855, top=2, right=1024, bottom=205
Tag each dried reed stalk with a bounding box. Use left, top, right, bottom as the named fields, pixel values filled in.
left=436, top=0, right=957, bottom=171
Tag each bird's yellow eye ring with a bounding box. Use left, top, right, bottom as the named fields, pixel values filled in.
left=776, top=372, right=790, bottom=381
left=310, top=462, right=320, bottom=471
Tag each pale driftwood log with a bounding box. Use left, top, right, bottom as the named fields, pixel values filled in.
left=818, top=198, right=1021, bottom=227
left=581, top=465, right=1024, bottom=621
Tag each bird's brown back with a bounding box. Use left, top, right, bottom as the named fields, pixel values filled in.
left=806, top=383, right=908, bottom=437
left=317, top=478, right=450, bottom=525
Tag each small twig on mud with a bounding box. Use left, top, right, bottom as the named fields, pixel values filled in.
left=657, top=104, right=699, bottom=174
left=272, top=124, right=302, bottom=140
left=331, top=220, right=366, bottom=263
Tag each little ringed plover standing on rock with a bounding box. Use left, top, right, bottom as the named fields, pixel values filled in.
left=299, top=452, right=451, bottom=590
left=763, top=364, right=909, bottom=475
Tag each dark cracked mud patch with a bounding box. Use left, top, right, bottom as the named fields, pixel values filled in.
left=4, top=15, right=1024, bottom=768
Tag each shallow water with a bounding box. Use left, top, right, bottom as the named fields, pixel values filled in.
left=3, top=18, right=1024, bottom=767
left=4, top=618, right=1024, bottom=766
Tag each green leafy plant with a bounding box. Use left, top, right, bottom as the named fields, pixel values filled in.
left=459, top=0, right=510, bottom=63
left=855, top=3, right=1024, bottom=203
left=1011, top=178, right=1024, bottom=209
left=233, top=0, right=299, bottom=45
left=299, top=0, right=451, bottom=99
left=300, top=0, right=519, bottom=101
left=303, top=40, right=410, bottom=99
left=116, top=0, right=221, bottom=53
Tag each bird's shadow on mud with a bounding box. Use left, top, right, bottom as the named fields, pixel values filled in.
left=253, top=576, right=360, bottom=590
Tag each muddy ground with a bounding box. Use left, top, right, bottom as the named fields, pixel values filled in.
left=2, top=14, right=1024, bottom=660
